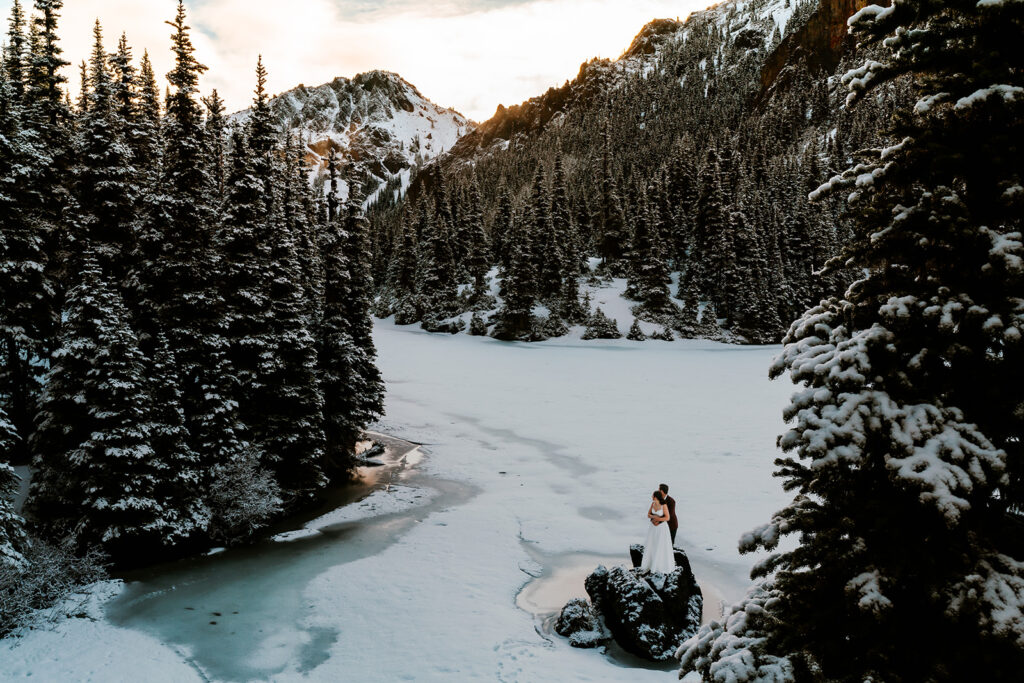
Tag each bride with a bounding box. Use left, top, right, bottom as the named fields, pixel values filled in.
left=640, top=490, right=676, bottom=574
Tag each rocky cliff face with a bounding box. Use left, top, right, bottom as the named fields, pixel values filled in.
left=759, top=0, right=889, bottom=96
left=235, top=70, right=472, bottom=204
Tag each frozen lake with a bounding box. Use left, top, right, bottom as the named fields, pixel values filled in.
left=4, top=319, right=796, bottom=681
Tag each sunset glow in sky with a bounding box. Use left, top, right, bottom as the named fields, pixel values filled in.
left=1, top=0, right=715, bottom=121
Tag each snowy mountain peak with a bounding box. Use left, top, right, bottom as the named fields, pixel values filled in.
left=237, top=70, right=473, bottom=206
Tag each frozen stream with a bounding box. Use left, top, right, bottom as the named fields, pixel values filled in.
left=106, top=434, right=476, bottom=682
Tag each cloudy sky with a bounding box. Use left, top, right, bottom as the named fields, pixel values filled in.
left=1, top=0, right=714, bottom=121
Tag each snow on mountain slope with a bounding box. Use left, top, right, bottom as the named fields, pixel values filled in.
left=235, top=70, right=473, bottom=206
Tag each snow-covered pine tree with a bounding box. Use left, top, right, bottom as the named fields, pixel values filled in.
left=202, top=89, right=228, bottom=206
left=492, top=187, right=515, bottom=271
left=597, top=116, right=628, bottom=275
left=530, top=166, right=563, bottom=302
left=416, top=197, right=458, bottom=321
left=681, top=1, right=1024, bottom=680
left=73, top=21, right=137, bottom=280
left=26, top=0, right=71, bottom=287
left=626, top=185, right=672, bottom=312
left=283, top=133, right=325, bottom=333
left=133, top=50, right=161, bottom=187
left=464, top=179, right=490, bottom=302
left=469, top=311, right=488, bottom=336
left=145, top=333, right=208, bottom=544
left=135, top=2, right=245, bottom=488
left=0, top=406, right=28, bottom=570
left=3, top=1, right=28, bottom=103
left=550, top=153, right=585, bottom=321
left=340, top=174, right=386, bottom=431
left=694, top=147, right=731, bottom=312
left=581, top=307, right=621, bottom=340
left=218, top=125, right=273, bottom=411
left=385, top=205, right=419, bottom=323
left=492, top=208, right=537, bottom=341
left=247, top=56, right=278, bottom=217
left=727, top=202, right=779, bottom=343
left=626, top=319, right=646, bottom=341
left=28, top=256, right=205, bottom=561
left=261, top=191, right=328, bottom=502
left=0, top=45, right=53, bottom=462
left=318, top=197, right=363, bottom=476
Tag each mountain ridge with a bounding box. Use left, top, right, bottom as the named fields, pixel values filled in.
left=234, top=69, right=473, bottom=205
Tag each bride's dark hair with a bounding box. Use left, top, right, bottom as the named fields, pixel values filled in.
left=653, top=490, right=665, bottom=504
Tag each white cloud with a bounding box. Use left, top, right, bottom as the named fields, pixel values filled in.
left=1, top=0, right=714, bottom=121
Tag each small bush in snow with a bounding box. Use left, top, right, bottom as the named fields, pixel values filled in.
left=0, top=536, right=108, bottom=638
left=627, top=320, right=647, bottom=341
left=207, top=449, right=283, bottom=545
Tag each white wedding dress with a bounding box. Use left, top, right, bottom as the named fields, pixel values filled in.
left=640, top=503, right=676, bottom=574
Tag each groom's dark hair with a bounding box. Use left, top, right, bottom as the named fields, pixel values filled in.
left=659, top=484, right=669, bottom=494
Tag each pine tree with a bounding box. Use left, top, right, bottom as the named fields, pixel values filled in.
left=492, top=187, right=515, bottom=270
left=386, top=205, right=419, bottom=323
left=464, top=179, right=490, bottom=300
left=581, top=308, right=622, bottom=340
left=683, top=2, right=1024, bottom=680
left=0, top=55, right=53, bottom=461
left=550, top=154, right=585, bottom=320
left=135, top=2, right=240, bottom=483
left=3, top=0, right=28, bottom=103
left=262, top=201, right=328, bottom=501
left=531, top=166, right=563, bottom=302
left=219, top=125, right=272, bottom=410
left=202, top=89, right=228, bottom=206
left=134, top=50, right=161, bottom=185
left=626, top=185, right=672, bottom=312
left=416, top=200, right=458, bottom=321
left=340, top=175, right=386, bottom=432
left=26, top=0, right=71, bottom=288
left=626, top=319, right=647, bottom=341
left=597, top=117, right=628, bottom=274
left=28, top=257, right=205, bottom=561
left=73, top=21, right=138, bottom=280
left=0, top=406, right=28, bottom=569
left=283, top=133, right=325, bottom=332
left=493, top=212, right=536, bottom=340
left=318, top=196, right=365, bottom=475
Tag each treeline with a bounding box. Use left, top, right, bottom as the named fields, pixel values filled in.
left=371, top=0, right=898, bottom=343
left=0, top=0, right=383, bottom=580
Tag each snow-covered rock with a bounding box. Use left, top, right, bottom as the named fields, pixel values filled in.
left=554, top=598, right=609, bottom=648
left=567, top=551, right=703, bottom=661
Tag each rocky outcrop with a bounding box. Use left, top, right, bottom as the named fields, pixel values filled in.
left=556, top=546, right=703, bottom=661
left=760, top=0, right=889, bottom=96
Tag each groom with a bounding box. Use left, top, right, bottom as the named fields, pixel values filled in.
left=659, top=483, right=677, bottom=545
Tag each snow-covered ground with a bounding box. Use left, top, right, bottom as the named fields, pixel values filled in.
left=2, top=319, right=795, bottom=682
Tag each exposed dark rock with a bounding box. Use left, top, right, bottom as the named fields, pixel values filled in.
left=554, top=598, right=610, bottom=648
left=556, top=546, right=702, bottom=661
left=759, top=0, right=889, bottom=97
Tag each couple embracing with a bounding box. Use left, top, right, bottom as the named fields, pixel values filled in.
left=639, top=483, right=677, bottom=574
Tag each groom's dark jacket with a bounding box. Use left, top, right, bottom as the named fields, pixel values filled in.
left=666, top=495, right=678, bottom=536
